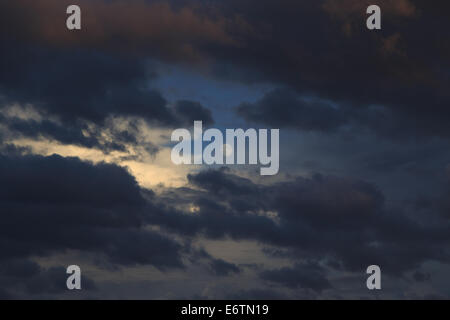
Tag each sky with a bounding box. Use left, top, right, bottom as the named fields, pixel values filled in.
left=0, top=0, right=450, bottom=299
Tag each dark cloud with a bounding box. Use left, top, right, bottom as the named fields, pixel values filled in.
left=0, top=259, right=96, bottom=298
left=412, top=271, right=431, bottom=283
left=237, top=89, right=347, bottom=132
left=2, top=0, right=449, bottom=141
left=153, top=169, right=450, bottom=277
left=173, top=100, right=214, bottom=127
left=2, top=0, right=450, bottom=139
left=219, top=1, right=450, bottom=138
left=0, top=0, right=237, bottom=61
left=0, top=113, right=161, bottom=154
left=1, top=44, right=158, bottom=122
left=1, top=157, right=449, bottom=297
left=0, top=289, right=12, bottom=300
left=187, top=167, right=260, bottom=197
left=21, top=266, right=95, bottom=296
left=1, top=0, right=450, bottom=299
left=0, top=153, right=184, bottom=270
left=260, top=262, right=332, bottom=293
left=208, top=258, right=241, bottom=277
left=323, top=0, right=417, bottom=21
left=3, top=115, right=108, bottom=150
left=0, top=259, right=40, bottom=279
left=0, top=154, right=144, bottom=208
left=0, top=43, right=214, bottom=152
left=225, top=288, right=288, bottom=300
left=236, top=86, right=450, bottom=139
left=0, top=44, right=213, bottom=126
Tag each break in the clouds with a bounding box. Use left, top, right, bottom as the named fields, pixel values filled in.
left=1, top=0, right=450, bottom=299
left=0, top=45, right=214, bottom=153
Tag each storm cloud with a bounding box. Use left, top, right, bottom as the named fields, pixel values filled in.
left=0, top=154, right=184, bottom=269
left=1, top=0, right=450, bottom=299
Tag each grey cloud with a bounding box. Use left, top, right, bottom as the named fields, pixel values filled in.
left=151, top=169, right=450, bottom=277
left=0, top=259, right=96, bottom=299
left=260, top=262, right=332, bottom=293
left=208, top=258, right=241, bottom=277
left=0, top=153, right=184, bottom=270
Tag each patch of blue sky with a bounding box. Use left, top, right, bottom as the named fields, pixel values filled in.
left=151, top=63, right=275, bottom=129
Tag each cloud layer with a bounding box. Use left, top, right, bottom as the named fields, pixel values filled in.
left=1, top=0, right=450, bottom=299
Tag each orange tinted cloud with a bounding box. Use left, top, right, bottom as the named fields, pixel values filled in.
left=322, top=0, right=417, bottom=38
left=323, top=0, right=416, bottom=19
left=1, top=0, right=244, bottom=61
